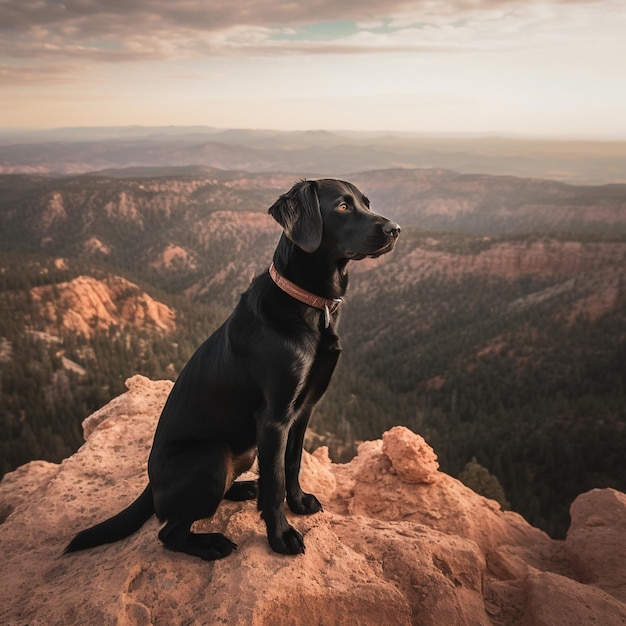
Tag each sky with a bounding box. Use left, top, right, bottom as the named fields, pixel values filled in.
left=1, top=0, right=626, bottom=138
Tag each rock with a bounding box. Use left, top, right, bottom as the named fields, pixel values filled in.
left=81, top=374, right=173, bottom=440
left=382, top=425, right=439, bottom=483
left=333, top=437, right=549, bottom=556
left=30, top=275, right=176, bottom=337
left=0, top=376, right=625, bottom=625
left=566, top=488, right=626, bottom=603
left=521, top=571, right=626, bottom=626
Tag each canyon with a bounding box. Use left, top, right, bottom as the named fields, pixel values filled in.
left=1, top=166, right=625, bottom=541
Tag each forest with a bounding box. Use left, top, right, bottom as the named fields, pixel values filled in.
left=1, top=168, right=625, bottom=539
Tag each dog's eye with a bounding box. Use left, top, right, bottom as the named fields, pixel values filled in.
left=337, top=202, right=349, bottom=212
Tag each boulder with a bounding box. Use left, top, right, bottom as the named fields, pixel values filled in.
left=1, top=376, right=625, bottom=625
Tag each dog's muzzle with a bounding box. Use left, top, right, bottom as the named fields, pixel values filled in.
left=369, top=220, right=401, bottom=257
left=383, top=220, right=401, bottom=239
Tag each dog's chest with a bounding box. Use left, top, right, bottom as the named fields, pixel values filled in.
left=292, top=326, right=342, bottom=402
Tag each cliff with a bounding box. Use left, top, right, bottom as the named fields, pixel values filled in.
left=1, top=375, right=625, bottom=625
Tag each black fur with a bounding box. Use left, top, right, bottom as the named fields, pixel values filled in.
left=65, top=179, right=400, bottom=560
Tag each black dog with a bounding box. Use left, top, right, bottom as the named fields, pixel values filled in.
left=65, top=179, right=400, bottom=560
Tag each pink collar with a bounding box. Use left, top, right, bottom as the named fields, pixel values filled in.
left=269, top=263, right=343, bottom=327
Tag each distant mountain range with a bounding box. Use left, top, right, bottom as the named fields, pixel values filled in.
left=2, top=168, right=625, bottom=251
left=2, top=126, right=626, bottom=184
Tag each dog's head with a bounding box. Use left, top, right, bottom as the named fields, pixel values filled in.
left=268, top=179, right=400, bottom=260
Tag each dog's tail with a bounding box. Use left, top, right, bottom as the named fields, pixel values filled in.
left=64, top=484, right=154, bottom=553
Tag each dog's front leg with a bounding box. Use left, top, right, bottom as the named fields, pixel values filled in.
left=256, top=414, right=306, bottom=555
left=285, top=408, right=323, bottom=515
left=285, top=342, right=340, bottom=515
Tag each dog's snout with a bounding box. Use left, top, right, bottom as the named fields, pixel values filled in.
left=383, top=220, right=401, bottom=238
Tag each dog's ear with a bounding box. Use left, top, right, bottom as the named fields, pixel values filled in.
left=268, top=180, right=322, bottom=253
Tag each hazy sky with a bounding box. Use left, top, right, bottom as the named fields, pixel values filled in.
left=1, top=0, right=625, bottom=138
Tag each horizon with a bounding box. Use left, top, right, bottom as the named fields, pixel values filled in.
left=2, top=1, right=626, bottom=140
left=3, top=124, right=626, bottom=144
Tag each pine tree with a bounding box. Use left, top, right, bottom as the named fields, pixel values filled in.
left=459, top=457, right=510, bottom=510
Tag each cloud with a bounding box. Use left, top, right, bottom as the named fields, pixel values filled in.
left=0, top=62, right=85, bottom=85
left=0, top=0, right=621, bottom=65
left=2, top=0, right=613, bottom=32
left=1, top=0, right=400, bottom=35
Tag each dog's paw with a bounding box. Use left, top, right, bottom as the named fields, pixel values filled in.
left=191, top=532, right=238, bottom=561
left=269, top=526, right=306, bottom=555
left=224, top=480, right=258, bottom=501
left=288, top=492, right=323, bottom=515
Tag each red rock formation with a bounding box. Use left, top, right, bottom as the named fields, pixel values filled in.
left=0, top=375, right=625, bottom=625
left=29, top=275, right=176, bottom=337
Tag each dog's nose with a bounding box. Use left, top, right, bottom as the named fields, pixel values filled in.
left=383, top=221, right=401, bottom=238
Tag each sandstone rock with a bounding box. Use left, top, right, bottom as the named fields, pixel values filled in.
left=382, top=425, right=439, bottom=483
left=520, top=571, right=626, bottom=626
left=565, top=488, right=626, bottom=603
left=30, top=275, right=176, bottom=337
left=0, top=376, right=625, bottom=625
left=81, top=374, right=173, bottom=440
left=332, top=437, right=549, bottom=557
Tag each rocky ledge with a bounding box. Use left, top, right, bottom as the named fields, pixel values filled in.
left=1, top=375, right=625, bottom=625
